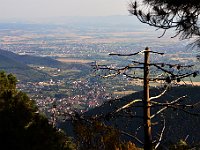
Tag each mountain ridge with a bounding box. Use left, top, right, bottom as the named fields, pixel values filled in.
left=0, top=49, right=63, bottom=67
left=61, top=86, right=200, bottom=147
left=84, top=86, right=200, bottom=145
left=0, top=49, right=56, bottom=82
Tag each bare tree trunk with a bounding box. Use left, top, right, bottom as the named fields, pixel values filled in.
left=143, top=47, right=152, bottom=150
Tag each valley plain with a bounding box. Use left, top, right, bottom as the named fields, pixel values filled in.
left=0, top=16, right=199, bottom=119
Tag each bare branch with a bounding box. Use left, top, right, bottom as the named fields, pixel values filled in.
left=150, top=85, right=169, bottom=101
left=132, top=61, right=194, bottom=68
left=98, top=65, right=143, bottom=78
left=109, top=50, right=145, bottom=56
left=115, top=99, right=142, bottom=113
left=155, top=119, right=166, bottom=149
left=153, top=64, right=175, bottom=76
left=158, top=29, right=167, bottom=38
left=122, top=73, right=144, bottom=80
left=151, top=95, right=187, bottom=119
left=151, top=107, right=168, bottom=119
left=120, top=130, right=144, bottom=145
left=100, top=72, right=120, bottom=78
left=149, top=51, right=164, bottom=55
left=152, top=95, right=187, bottom=106
left=109, top=50, right=164, bottom=56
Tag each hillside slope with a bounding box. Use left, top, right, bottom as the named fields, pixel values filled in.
left=0, top=49, right=52, bottom=82
left=0, top=49, right=91, bottom=82
left=0, top=49, right=63, bottom=67
left=61, top=86, right=200, bottom=147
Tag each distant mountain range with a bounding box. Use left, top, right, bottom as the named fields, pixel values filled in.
left=0, top=49, right=91, bottom=82
left=0, top=49, right=62, bottom=82
left=61, top=86, right=200, bottom=147
left=0, top=49, right=63, bottom=67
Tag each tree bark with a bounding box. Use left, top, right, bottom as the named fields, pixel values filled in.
left=143, top=47, right=152, bottom=150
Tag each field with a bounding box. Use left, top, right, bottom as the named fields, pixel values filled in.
left=177, top=81, right=200, bottom=86
left=57, top=58, right=93, bottom=64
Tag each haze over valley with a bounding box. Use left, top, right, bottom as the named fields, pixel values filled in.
left=0, top=16, right=199, bottom=118
left=1, top=0, right=200, bottom=149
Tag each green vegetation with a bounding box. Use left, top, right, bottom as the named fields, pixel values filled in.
left=1, top=16, right=200, bottom=149
left=74, top=118, right=142, bottom=150
left=0, top=71, right=76, bottom=150
left=0, top=50, right=51, bottom=82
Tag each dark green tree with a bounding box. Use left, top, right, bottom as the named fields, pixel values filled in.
left=0, top=71, right=76, bottom=150
left=129, top=0, right=200, bottom=47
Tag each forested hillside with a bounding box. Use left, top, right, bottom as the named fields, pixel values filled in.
left=0, top=49, right=52, bottom=81
left=60, top=85, right=200, bottom=149
left=0, top=71, right=75, bottom=150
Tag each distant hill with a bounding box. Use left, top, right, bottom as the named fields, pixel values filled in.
left=0, top=49, right=54, bottom=82
left=0, top=49, right=91, bottom=82
left=0, top=49, right=63, bottom=67
left=61, top=86, right=200, bottom=147
left=86, top=86, right=200, bottom=145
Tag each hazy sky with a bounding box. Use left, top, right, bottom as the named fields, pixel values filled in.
left=0, top=0, right=129, bottom=19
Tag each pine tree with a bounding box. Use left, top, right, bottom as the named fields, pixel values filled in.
left=129, top=0, right=200, bottom=47
left=0, top=71, right=76, bottom=150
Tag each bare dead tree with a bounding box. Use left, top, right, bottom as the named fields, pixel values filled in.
left=92, top=47, right=199, bottom=150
